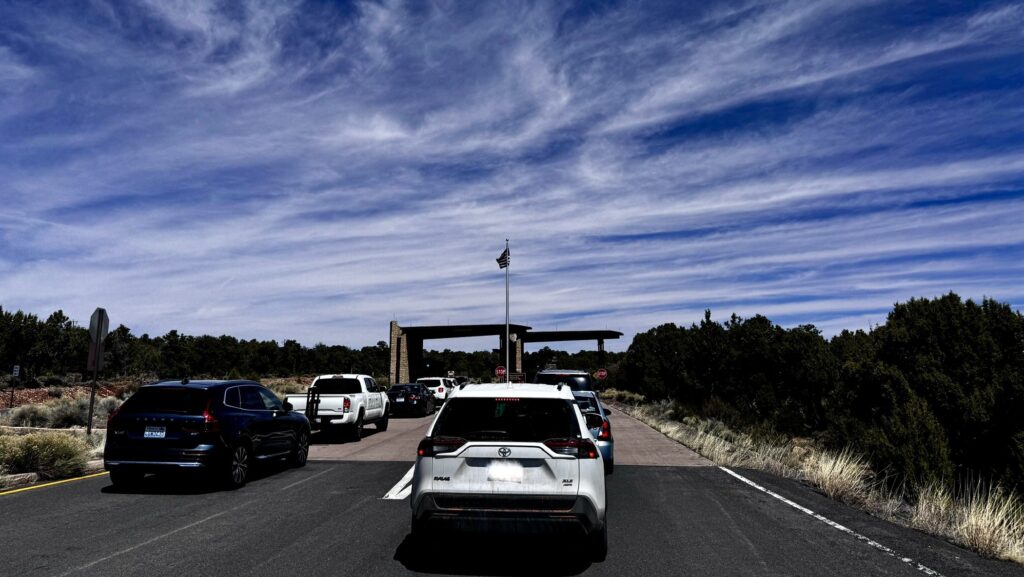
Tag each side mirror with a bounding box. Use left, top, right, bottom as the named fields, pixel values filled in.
left=282, top=401, right=293, bottom=413
left=585, top=413, right=604, bottom=430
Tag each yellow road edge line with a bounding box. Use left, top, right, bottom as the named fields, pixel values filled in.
left=0, top=471, right=109, bottom=496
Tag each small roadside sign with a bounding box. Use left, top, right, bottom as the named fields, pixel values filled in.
left=12, top=365, right=19, bottom=377
left=594, top=368, right=608, bottom=381
left=495, top=366, right=507, bottom=378
left=447, top=370, right=455, bottom=378
left=87, top=308, right=109, bottom=373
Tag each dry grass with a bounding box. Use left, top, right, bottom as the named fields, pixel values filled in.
left=802, top=449, right=870, bottom=505
left=955, top=484, right=1024, bottom=562
left=618, top=399, right=1024, bottom=564
left=262, top=378, right=311, bottom=397
left=599, top=388, right=646, bottom=404
left=1, top=395, right=121, bottom=429
left=0, top=431, right=90, bottom=480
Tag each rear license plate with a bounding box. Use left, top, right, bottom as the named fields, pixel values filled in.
left=396, top=397, right=405, bottom=403
left=144, top=426, right=166, bottom=439
left=487, top=461, right=523, bottom=483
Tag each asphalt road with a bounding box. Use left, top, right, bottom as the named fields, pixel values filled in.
left=1, top=407, right=1021, bottom=577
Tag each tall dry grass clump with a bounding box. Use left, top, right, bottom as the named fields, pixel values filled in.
left=955, top=484, right=1024, bottom=562
left=802, top=449, right=870, bottom=505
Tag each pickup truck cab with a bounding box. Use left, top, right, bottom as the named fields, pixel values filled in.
left=285, top=374, right=389, bottom=441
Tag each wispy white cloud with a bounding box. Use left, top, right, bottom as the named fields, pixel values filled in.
left=0, top=0, right=1021, bottom=351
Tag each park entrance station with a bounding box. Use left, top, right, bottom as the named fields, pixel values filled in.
left=389, top=321, right=622, bottom=383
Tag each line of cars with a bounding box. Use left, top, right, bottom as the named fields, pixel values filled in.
left=103, top=367, right=614, bottom=560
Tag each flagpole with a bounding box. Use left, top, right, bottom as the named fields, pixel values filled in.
left=505, top=239, right=510, bottom=384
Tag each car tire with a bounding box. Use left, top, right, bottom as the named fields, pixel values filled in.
left=348, top=413, right=364, bottom=442
left=288, top=430, right=309, bottom=468
left=588, top=523, right=608, bottom=562
left=223, top=442, right=250, bottom=489
left=108, top=469, right=143, bottom=489
left=377, top=411, right=389, bottom=432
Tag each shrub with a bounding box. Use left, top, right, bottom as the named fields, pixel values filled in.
left=802, top=449, right=871, bottom=505
left=0, top=432, right=89, bottom=479
left=956, top=484, right=1024, bottom=562
left=8, top=404, right=50, bottom=428
left=47, top=397, right=88, bottom=428
left=46, top=386, right=64, bottom=398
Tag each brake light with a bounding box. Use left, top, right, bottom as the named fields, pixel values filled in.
left=544, top=438, right=600, bottom=459
left=408, top=394, right=419, bottom=401
left=598, top=419, right=612, bottom=441
left=203, top=400, right=220, bottom=432
left=438, top=386, right=444, bottom=393
left=417, top=436, right=466, bottom=457
left=343, top=397, right=351, bottom=413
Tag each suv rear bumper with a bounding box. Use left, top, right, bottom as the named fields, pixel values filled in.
left=104, top=444, right=224, bottom=472
left=413, top=492, right=603, bottom=534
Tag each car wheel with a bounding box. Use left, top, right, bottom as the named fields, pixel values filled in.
left=348, top=413, right=364, bottom=442
left=588, top=523, right=608, bottom=562
left=224, top=443, right=250, bottom=489
left=108, top=469, right=143, bottom=489
left=289, top=430, right=309, bottom=468
left=377, top=411, right=389, bottom=432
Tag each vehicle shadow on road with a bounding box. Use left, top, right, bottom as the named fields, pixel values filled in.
left=394, top=532, right=593, bottom=575
left=309, top=426, right=383, bottom=445
left=99, top=461, right=293, bottom=495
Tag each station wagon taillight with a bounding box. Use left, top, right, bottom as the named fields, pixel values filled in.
left=544, top=438, right=600, bottom=459
left=598, top=419, right=612, bottom=441
left=417, top=436, right=466, bottom=457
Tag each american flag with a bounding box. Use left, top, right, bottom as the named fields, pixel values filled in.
left=496, top=247, right=510, bottom=269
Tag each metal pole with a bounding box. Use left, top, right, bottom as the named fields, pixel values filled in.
left=505, top=239, right=510, bottom=384
left=86, top=368, right=97, bottom=435
left=8, top=373, right=14, bottom=409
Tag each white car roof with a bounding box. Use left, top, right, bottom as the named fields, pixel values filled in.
left=447, top=382, right=576, bottom=400
left=314, top=374, right=369, bottom=380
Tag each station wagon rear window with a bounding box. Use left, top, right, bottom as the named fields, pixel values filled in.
left=433, top=398, right=579, bottom=443
left=119, top=387, right=209, bottom=415
left=313, top=378, right=361, bottom=394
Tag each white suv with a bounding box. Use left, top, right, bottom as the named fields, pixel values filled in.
left=410, top=383, right=608, bottom=560
left=416, top=377, right=455, bottom=404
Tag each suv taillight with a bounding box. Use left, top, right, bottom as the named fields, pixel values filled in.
left=106, top=404, right=122, bottom=429
left=417, top=436, right=466, bottom=457
left=438, top=386, right=444, bottom=393
left=598, top=419, right=612, bottom=441
left=343, top=397, right=351, bottom=413
left=184, top=399, right=220, bottom=434
left=544, top=438, right=600, bottom=459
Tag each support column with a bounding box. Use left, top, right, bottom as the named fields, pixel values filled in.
left=389, top=321, right=402, bottom=385
left=514, top=339, right=524, bottom=375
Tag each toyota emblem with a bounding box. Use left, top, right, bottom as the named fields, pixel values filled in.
left=498, top=447, right=511, bottom=458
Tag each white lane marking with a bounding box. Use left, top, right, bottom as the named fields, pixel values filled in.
left=719, top=467, right=944, bottom=577
left=279, top=466, right=336, bottom=491
left=382, top=465, right=416, bottom=500
left=59, top=499, right=256, bottom=576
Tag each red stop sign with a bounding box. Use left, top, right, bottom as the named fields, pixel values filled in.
left=594, top=368, right=608, bottom=381
left=495, top=366, right=507, bottom=378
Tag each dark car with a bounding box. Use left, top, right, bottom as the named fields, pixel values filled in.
left=534, top=369, right=595, bottom=391
left=388, top=383, right=436, bottom=417
left=104, top=380, right=311, bottom=490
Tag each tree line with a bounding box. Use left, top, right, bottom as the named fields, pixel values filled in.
left=613, top=293, right=1024, bottom=490
left=0, top=306, right=620, bottom=385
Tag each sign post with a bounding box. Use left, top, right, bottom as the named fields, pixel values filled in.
left=9, top=365, right=18, bottom=409
left=86, top=308, right=109, bottom=435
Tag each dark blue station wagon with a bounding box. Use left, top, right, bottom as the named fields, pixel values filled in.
left=104, top=380, right=311, bottom=489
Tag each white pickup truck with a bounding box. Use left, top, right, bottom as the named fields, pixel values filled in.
left=285, top=374, right=389, bottom=441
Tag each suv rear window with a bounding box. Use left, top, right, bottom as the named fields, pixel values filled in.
left=120, top=387, right=209, bottom=415
left=418, top=378, right=442, bottom=387
left=313, top=378, right=361, bottom=394
left=535, top=373, right=592, bottom=391
left=433, top=398, right=580, bottom=442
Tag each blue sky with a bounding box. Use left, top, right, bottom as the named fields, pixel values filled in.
left=1, top=0, right=1022, bottom=352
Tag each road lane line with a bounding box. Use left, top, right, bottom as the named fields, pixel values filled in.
left=382, top=465, right=415, bottom=500
left=58, top=499, right=256, bottom=576
left=279, top=466, right=336, bottom=491
left=719, top=467, right=945, bottom=577
left=0, top=471, right=109, bottom=496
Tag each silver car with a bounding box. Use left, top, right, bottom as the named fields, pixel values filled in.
left=573, top=391, right=614, bottom=474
